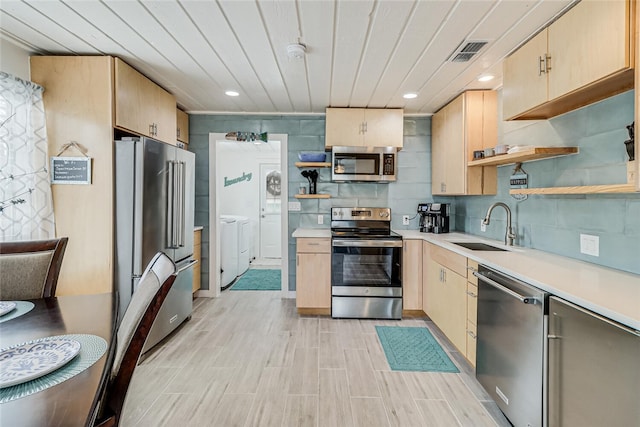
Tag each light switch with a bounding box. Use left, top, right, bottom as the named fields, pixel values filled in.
left=318, top=215, right=324, bottom=225
left=288, top=201, right=301, bottom=211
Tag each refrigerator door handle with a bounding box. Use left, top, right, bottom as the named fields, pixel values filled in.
left=172, top=160, right=180, bottom=248
left=167, top=160, right=174, bottom=249
left=178, top=161, right=185, bottom=247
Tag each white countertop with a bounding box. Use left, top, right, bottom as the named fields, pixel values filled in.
left=194, top=225, right=204, bottom=232
left=396, top=230, right=640, bottom=330
left=292, top=228, right=331, bottom=238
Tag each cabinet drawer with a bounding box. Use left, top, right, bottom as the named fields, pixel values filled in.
left=467, top=282, right=478, bottom=323
left=430, top=244, right=467, bottom=277
left=466, top=320, right=477, bottom=366
left=467, top=259, right=478, bottom=284
left=297, top=238, right=331, bottom=253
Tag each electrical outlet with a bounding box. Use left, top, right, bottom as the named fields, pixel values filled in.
left=402, top=215, right=410, bottom=225
left=317, top=214, right=323, bottom=225
left=580, top=234, right=599, bottom=256
left=480, top=220, right=487, bottom=232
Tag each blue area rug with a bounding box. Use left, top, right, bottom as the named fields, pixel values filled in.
left=375, top=326, right=459, bottom=373
left=230, top=269, right=281, bottom=291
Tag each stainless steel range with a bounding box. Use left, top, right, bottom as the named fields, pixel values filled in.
left=330, top=207, right=402, bottom=319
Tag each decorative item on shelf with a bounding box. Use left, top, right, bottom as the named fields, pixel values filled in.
left=225, top=131, right=268, bottom=142
left=297, top=152, right=326, bottom=162
left=494, top=144, right=510, bottom=155
left=624, top=121, right=634, bottom=161
left=510, top=163, right=528, bottom=202
left=300, top=169, right=318, bottom=194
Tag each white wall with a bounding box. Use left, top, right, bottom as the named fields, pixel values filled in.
left=0, top=39, right=31, bottom=80
left=216, top=140, right=280, bottom=259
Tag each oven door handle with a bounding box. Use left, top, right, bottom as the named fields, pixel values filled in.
left=332, top=239, right=403, bottom=248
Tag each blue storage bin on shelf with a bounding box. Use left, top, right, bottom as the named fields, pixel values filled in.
left=298, top=152, right=326, bottom=162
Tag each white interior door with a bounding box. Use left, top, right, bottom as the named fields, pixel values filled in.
left=259, top=163, right=281, bottom=259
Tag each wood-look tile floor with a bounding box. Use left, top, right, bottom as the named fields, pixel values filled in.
left=122, top=291, right=511, bottom=427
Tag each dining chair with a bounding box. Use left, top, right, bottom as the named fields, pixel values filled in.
left=0, top=237, right=69, bottom=300
left=94, top=252, right=177, bottom=427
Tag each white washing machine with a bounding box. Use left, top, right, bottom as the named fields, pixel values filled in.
left=219, top=216, right=238, bottom=288
left=223, top=215, right=251, bottom=276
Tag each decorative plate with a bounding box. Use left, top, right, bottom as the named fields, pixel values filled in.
left=0, top=338, right=81, bottom=388
left=0, top=302, right=17, bottom=317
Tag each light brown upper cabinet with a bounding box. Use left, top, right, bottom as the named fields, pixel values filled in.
left=503, top=0, right=635, bottom=120
left=176, top=108, right=189, bottom=144
left=325, top=108, right=403, bottom=148
left=431, top=91, right=497, bottom=196
left=114, top=58, right=177, bottom=144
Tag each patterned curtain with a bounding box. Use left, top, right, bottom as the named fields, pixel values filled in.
left=0, top=72, right=55, bottom=240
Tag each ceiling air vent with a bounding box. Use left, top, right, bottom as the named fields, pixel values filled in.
left=448, top=40, right=489, bottom=62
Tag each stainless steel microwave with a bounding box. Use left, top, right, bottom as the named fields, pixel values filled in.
left=331, top=146, right=397, bottom=182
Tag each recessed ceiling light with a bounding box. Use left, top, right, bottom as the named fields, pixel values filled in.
left=225, top=90, right=239, bottom=97
left=478, top=75, right=495, bottom=82
left=403, top=93, right=418, bottom=99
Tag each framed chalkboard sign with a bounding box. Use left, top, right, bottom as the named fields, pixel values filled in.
left=51, top=157, right=92, bottom=185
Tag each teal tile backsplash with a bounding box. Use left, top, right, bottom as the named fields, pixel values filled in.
left=189, top=91, right=639, bottom=293
left=452, top=90, right=639, bottom=274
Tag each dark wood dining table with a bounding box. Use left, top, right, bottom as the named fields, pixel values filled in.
left=0, top=293, right=117, bottom=427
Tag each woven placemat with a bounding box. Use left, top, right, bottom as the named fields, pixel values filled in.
left=0, top=334, right=108, bottom=403
left=0, top=301, right=35, bottom=324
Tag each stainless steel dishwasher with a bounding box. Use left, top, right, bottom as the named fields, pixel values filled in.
left=548, top=296, right=640, bottom=426
left=474, top=265, right=548, bottom=427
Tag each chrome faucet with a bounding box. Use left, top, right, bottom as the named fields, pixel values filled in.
left=483, top=202, right=516, bottom=246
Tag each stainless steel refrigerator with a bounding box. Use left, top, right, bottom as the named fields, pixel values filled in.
left=115, top=136, right=196, bottom=354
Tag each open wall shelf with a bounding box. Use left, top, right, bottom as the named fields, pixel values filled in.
left=294, top=194, right=331, bottom=199
left=295, top=162, right=331, bottom=168
left=468, top=147, right=578, bottom=167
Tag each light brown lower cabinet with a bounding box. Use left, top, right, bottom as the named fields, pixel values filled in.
left=296, top=238, right=331, bottom=312
left=402, top=239, right=423, bottom=311
left=193, top=229, right=202, bottom=293
left=423, top=243, right=467, bottom=353
left=466, top=259, right=479, bottom=366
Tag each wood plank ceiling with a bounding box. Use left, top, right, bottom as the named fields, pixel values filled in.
left=0, top=0, right=577, bottom=115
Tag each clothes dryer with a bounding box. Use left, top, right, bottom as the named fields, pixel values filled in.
left=219, top=216, right=238, bottom=288
left=222, top=215, right=251, bottom=275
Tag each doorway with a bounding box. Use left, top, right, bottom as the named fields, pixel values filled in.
left=208, top=133, right=288, bottom=297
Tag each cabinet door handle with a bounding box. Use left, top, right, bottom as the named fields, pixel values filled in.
left=466, top=290, right=477, bottom=298
left=149, top=123, right=154, bottom=135
left=538, top=54, right=550, bottom=76
left=538, top=55, right=545, bottom=76
left=363, top=121, right=367, bottom=133
left=467, top=330, right=477, bottom=340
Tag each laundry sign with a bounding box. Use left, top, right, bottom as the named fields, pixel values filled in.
left=224, top=172, right=252, bottom=187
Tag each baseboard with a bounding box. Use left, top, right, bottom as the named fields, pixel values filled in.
left=298, top=308, right=331, bottom=316
left=195, top=289, right=217, bottom=298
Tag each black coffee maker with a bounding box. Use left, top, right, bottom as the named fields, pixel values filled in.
left=418, top=203, right=450, bottom=234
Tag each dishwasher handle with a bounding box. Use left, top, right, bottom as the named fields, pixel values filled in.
left=473, top=271, right=538, bottom=305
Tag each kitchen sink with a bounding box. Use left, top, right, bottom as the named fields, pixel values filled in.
left=451, top=242, right=508, bottom=251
